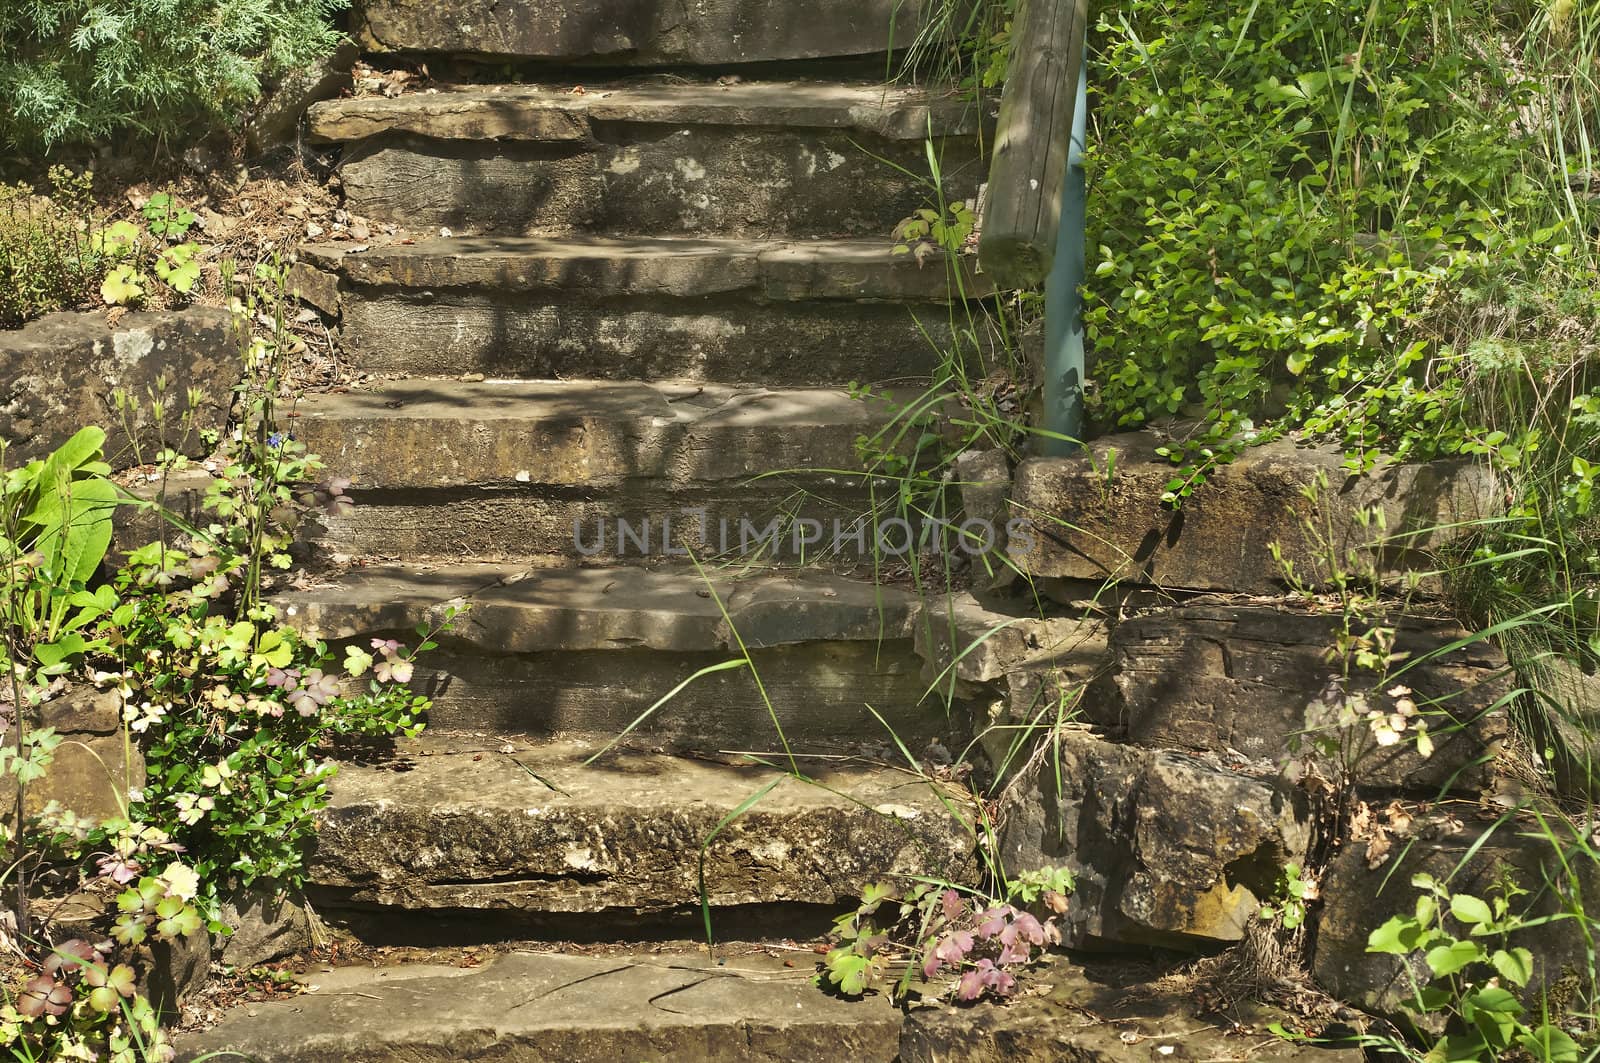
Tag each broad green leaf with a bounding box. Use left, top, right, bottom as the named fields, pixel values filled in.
left=101, top=265, right=145, bottom=306
left=1490, top=947, right=1534, bottom=987
left=1367, top=914, right=1423, bottom=955
left=1516, top=1026, right=1580, bottom=1063
left=35, top=633, right=90, bottom=669
left=1449, top=893, right=1494, bottom=926
left=252, top=629, right=294, bottom=670
left=825, top=950, right=872, bottom=996
left=1424, top=939, right=1484, bottom=977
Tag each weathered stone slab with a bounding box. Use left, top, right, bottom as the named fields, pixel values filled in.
left=285, top=564, right=919, bottom=653
left=311, top=82, right=986, bottom=236
left=1107, top=604, right=1511, bottom=795
left=1533, top=657, right=1600, bottom=798
left=218, top=886, right=315, bottom=969
left=13, top=685, right=144, bottom=823
left=914, top=592, right=1107, bottom=687
left=285, top=260, right=341, bottom=316
left=1000, top=730, right=1310, bottom=948
left=409, top=643, right=948, bottom=750
left=304, top=481, right=895, bottom=562
left=1313, top=817, right=1600, bottom=1024
left=901, top=956, right=1366, bottom=1062
left=280, top=565, right=945, bottom=749
left=310, top=738, right=974, bottom=913
left=305, top=235, right=983, bottom=299
left=304, top=236, right=977, bottom=384
left=336, top=294, right=952, bottom=385
left=0, top=308, right=237, bottom=470
left=1008, top=433, right=1498, bottom=594
left=353, top=0, right=930, bottom=65
left=247, top=40, right=358, bottom=154
left=288, top=380, right=918, bottom=489
left=309, top=81, right=981, bottom=144
left=177, top=950, right=903, bottom=1063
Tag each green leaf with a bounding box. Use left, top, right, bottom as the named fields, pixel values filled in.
left=1516, top=1025, right=1581, bottom=1063
left=252, top=629, right=294, bottom=670
left=1424, top=939, right=1484, bottom=977
left=824, top=950, right=872, bottom=996
left=1367, top=914, right=1424, bottom=955
left=35, top=633, right=90, bottom=669
left=1490, top=947, right=1534, bottom=988
left=101, top=265, right=145, bottom=305
left=1449, top=893, right=1494, bottom=926
left=1463, top=985, right=1522, bottom=1019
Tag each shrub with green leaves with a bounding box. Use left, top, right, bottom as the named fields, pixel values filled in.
left=0, top=0, right=350, bottom=153
left=1085, top=0, right=1599, bottom=481
left=1084, top=0, right=1599, bottom=711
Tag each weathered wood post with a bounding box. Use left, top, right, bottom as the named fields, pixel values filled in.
left=978, top=0, right=1090, bottom=455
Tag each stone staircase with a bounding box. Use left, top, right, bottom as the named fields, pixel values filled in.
left=282, top=9, right=1000, bottom=897
left=181, top=6, right=1014, bottom=1058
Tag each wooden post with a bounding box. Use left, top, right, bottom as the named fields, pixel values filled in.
left=977, top=0, right=1089, bottom=291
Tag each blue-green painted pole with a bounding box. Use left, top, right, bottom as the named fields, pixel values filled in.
left=1041, top=63, right=1088, bottom=457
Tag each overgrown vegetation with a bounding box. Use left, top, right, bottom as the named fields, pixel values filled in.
left=0, top=268, right=429, bottom=1059
left=1366, top=871, right=1588, bottom=1062
left=2, top=176, right=214, bottom=327
left=0, top=0, right=350, bottom=153
left=1086, top=0, right=1598, bottom=675
left=851, top=0, right=1600, bottom=1056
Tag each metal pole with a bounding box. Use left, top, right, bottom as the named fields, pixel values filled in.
left=1041, top=62, right=1088, bottom=457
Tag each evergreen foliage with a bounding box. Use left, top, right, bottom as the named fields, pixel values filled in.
left=0, top=0, right=349, bottom=152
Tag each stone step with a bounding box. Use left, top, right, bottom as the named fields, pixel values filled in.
left=301, top=236, right=985, bottom=385
left=352, top=0, right=932, bottom=66
left=177, top=949, right=1364, bottom=1062
left=179, top=950, right=903, bottom=1062
left=281, top=563, right=956, bottom=749
left=291, top=379, right=921, bottom=560
left=308, top=79, right=987, bottom=237
left=305, top=735, right=974, bottom=915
